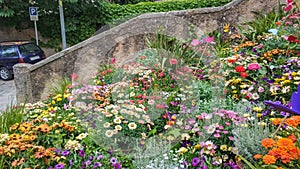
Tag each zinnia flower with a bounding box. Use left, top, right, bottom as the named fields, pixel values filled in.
left=248, top=63, right=260, bottom=70
left=235, top=65, right=246, bottom=72
left=277, top=138, right=294, bottom=150
left=261, top=138, right=276, bottom=149
left=263, top=155, right=276, bottom=165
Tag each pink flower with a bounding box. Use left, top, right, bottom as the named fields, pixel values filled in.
left=110, top=58, right=116, bottom=64
left=71, top=73, right=78, bottom=81
left=169, top=58, right=178, bottom=65
left=225, top=122, right=231, bottom=126
left=191, top=39, right=200, bottom=47
left=203, top=36, right=214, bottom=43
left=214, top=133, right=221, bottom=138
left=158, top=72, right=164, bottom=77
left=229, top=136, right=234, bottom=140
left=223, top=131, right=229, bottom=134
left=248, top=63, right=261, bottom=70
left=284, top=0, right=293, bottom=12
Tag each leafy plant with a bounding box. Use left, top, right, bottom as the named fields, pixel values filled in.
left=0, top=103, right=25, bottom=133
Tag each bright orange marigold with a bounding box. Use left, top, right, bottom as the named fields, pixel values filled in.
left=268, top=147, right=286, bottom=158
left=277, top=138, right=295, bottom=151
left=262, top=138, right=276, bottom=149
left=263, top=155, right=277, bottom=165
left=280, top=153, right=292, bottom=164
left=288, top=134, right=296, bottom=143
left=272, top=118, right=282, bottom=125
left=254, top=154, right=262, bottom=160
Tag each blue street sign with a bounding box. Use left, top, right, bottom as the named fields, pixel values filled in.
left=29, top=7, right=37, bottom=16
left=29, top=7, right=38, bottom=21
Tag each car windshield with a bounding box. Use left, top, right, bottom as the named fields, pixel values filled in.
left=19, top=43, right=41, bottom=55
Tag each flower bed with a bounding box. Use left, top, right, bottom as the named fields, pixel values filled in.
left=0, top=1, right=299, bottom=169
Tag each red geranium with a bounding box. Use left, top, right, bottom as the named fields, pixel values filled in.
left=235, top=65, right=246, bottom=72
left=287, top=35, right=300, bottom=43
left=240, top=72, right=248, bottom=78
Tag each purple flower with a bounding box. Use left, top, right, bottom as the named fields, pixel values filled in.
left=97, top=154, right=104, bottom=160
left=191, top=157, right=200, bottom=167
left=85, top=160, right=92, bottom=166
left=61, top=150, right=70, bottom=156
left=114, top=162, right=121, bottom=169
left=79, top=150, right=85, bottom=157
left=55, top=164, right=64, bottom=169
left=110, top=157, right=117, bottom=164
left=94, top=162, right=102, bottom=168
left=70, top=160, right=73, bottom=166
left=54, top=149, right=61, bottom=155
left=89, top=155, right=94, bottom=161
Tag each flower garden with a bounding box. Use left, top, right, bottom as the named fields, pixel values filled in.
left=0, top=1, right=300, bottom=169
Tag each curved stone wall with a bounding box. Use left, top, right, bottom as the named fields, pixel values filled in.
left=14, top=0, right=285, bottom=103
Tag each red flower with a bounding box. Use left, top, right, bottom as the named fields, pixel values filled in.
left=287, top=35, right=300, bottom=43
left=228, top=59, right=235, bottom=63
left=235, top=65, right=246, bottom=72
left=240, top=72, right=248, bottom=78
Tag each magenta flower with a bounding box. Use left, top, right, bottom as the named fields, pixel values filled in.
left=248, top=63, right=260, bottom=70
left=191, top=157, right=201, bottom=167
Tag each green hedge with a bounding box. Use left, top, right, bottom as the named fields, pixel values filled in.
left=98, top=0, right=232, bottom=25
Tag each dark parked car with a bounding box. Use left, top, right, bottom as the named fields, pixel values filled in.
left=0, top=41, right=46, bottom=80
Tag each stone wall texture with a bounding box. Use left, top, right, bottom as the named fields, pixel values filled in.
left=14, top=0, right=286, bottom=103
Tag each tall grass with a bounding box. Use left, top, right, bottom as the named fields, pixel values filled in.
left=0, top=102, right=25, bottom=133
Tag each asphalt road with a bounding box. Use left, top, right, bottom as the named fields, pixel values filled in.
left=0, top=79, right=16, bottom=113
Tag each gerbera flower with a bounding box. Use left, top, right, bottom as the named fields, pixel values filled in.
left=34, top=151, right=45, bottom=158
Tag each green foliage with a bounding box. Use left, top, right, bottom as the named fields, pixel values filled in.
left=49, top=77, right=71, bottom=96
left=239, top=7, right=285, bottom=41
left=0, top=0, right=232, bottom=50
left=0, top=103, right=25, bottom=133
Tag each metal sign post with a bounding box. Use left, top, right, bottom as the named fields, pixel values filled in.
left=59, top=0, right=67, bottom=49
left=29, top=7, right=39, bottom=45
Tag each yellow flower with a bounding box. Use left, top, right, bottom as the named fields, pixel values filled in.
left=195, top=144, right=201, bottom=149
left=253, top=107, right=262, bottom=112
left=56, top=97, right=62, bottom=102
left=220, top=145, right=227, bottom=151
left=178, top=147, right=188, bottom=154
left=256, top=113, right=263, bottom=118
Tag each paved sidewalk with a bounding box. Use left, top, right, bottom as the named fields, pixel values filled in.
left=0, top=80, right=16, bottom=113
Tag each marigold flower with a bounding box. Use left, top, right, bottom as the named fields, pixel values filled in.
left=262, top=138, right=276, bottom=149
left=277, top=138, right=295, bottom=151
left=263, top=155, right=276, bottom=165
left=280, top=153, right=292, bottom=163
left=253, top=154, right=262, bottom=160
left=268, top=147, right=286, bottom=158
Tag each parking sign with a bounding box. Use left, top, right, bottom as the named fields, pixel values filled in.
left=29, top=7, right=38, bottom=21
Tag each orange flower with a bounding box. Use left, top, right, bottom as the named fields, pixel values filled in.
left=39, top=124, right=52, bottom=133
left=34, top=151, right=45, bottom=158
left=263, top=155, right=277, bottom=165
left=254, top=154, right=262, bottom=160
left=288, top=134, right=296, bottom=143
left=272, top=118, right=282, bottom=125
left=284, top=117, right=299, bottom=127
left=277, top=138, right=294, bottom=151
left=280, top=153, right=292, bottom=164
left=276, top=167, right=284, bottom=169
left=268, top=147, right=286, bottom=158
left=262, top=138, right=276, bottom=149
left=289, top=148, right=300, bottom=160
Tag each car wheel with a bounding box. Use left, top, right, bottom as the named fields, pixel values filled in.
left=0, top=67, right=13, bottom=80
